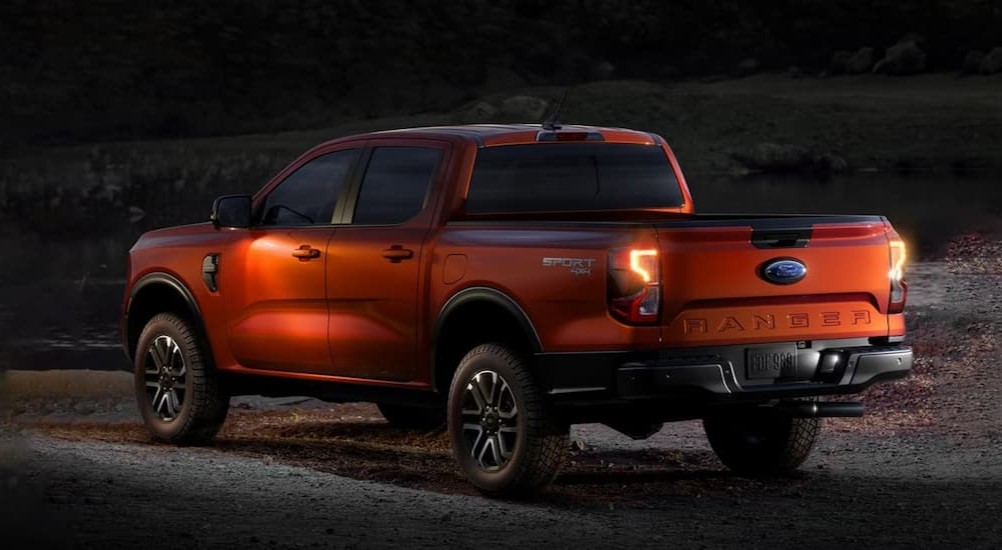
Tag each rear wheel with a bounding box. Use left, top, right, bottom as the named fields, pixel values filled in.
left=447, top=343, right=568, bottom=497
left=377, top=403, right=445, bottom=431
left=703, top=406, right=821, bottom=476
left=134, top=313, right=229, bottom=444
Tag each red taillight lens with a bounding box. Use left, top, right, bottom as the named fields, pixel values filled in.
left=888, top=239, right=907, bottom=314
left=608, top=248, right=660, bottom=324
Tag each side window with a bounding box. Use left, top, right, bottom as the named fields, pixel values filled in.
left=259, top=149, right=359, bottom=226
left=351, top=147, right=443, bottom=225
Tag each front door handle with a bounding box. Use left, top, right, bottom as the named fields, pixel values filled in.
left=382, top=245, right=414, bottom=262
left=292, top=244, right=321, bottom=260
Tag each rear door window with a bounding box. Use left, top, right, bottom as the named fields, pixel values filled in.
left=351, top=146, right=443, bottom=225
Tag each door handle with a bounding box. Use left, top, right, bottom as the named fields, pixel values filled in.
left=292, top=244, right=321, bottom=260
left=382, top=245, right=414, bottom=262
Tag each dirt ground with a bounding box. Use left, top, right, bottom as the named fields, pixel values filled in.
left=1, top=234, right=1001, bottom=549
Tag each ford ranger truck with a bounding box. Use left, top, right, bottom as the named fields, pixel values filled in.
left=121, top=124, right=912, bottom=496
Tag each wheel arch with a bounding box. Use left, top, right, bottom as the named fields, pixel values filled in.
left=431, top=286, right=542, bottom=394
left=124, top=272, right=211, bottom=366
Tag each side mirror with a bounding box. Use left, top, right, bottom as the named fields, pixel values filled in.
left=210, top=194, right=252, bottom=228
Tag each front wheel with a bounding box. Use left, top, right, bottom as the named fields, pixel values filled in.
left=703, top=407, right=821, bottom=476
left=447, top=344, right=568, bottom=497
left=134, top=313, right=229, bottom=444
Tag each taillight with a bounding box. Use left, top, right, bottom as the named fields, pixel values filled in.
left=888, top=238, right=907, bottom=314
left=608, top=248, right=660, bottom=324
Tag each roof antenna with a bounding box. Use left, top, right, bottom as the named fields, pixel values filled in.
left=541, top=88, right=570, bottom=131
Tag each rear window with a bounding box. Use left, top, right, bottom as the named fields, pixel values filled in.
left=465, top=143, right=683, bottom=213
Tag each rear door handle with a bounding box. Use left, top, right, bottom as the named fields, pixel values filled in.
left=292, top=244, right=321, bottom=260
left=382, top=245, right=413, bottom=262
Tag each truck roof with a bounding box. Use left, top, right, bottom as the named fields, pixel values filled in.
left=357, top=124, right=661, bottom=147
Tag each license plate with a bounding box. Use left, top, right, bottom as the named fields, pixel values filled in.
left=746, top=345, right=797, bottom=380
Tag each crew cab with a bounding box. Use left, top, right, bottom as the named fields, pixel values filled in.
left=121, top=124, right=912, bottom=495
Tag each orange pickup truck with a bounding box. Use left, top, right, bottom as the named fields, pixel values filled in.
left=122, top=123, right=912, bottom=495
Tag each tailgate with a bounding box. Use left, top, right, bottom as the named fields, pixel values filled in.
left=656, top=216, right=892, bottom=347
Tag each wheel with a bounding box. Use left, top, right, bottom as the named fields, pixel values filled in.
left=447, top=343, right=568, bottom=497
left=134, top=313, right=229, bottom=444
left=703, top=406, right=821, bottom=476
left=377, top=403, right=445, bottom=431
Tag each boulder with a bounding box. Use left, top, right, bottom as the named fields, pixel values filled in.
left=462, top=101, right=498, bottom=122
left=980, top=47, right=1002, bottom=74
left=846, top=47, right=875, bottom=74
left=737, top=58, right=759, bottom=76
left=589, top=60, right=616, bottom=81
left=828, top=50, right=853, bottom=74
left=814, top=152, right=850, bottom=174
left=731, top=144, right=849, bottom=174
left=962, top=50, right=986, bottom=75
left=873, top=37, right=926, bottom=75
left=730, top=143, right=813, bottom=172
left=499, top=95, right=549, bottom=120
left=484, top=66, right=527, bottom=92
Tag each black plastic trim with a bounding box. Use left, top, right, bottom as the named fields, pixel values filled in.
left=123, top=272, right=208, bottom=366
left=431, top=286, right=543, bottom=391
left=751, top=228, right=812, bottom=249
left=447, top=214, right=887, bottom=229
left=535, top=341, right=912, bottom=413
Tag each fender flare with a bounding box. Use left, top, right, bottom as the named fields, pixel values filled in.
left=431, top=286, right=542, bottom=391
left=124, top=272, right=208, bottom=364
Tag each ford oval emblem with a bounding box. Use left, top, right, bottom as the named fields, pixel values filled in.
left=761, top=258, right=807, bottom=285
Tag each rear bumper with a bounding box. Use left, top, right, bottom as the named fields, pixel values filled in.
left=535, top=338, right=912, bottom=406
left=615, top=345, right=911, bottom=399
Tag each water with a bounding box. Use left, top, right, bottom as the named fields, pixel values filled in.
left=1, top=171, right=999, bottom=371
left=692, top=173, right=1002, bottom=257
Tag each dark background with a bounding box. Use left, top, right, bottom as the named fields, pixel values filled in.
left=3, top=0, right=1001, bottom=145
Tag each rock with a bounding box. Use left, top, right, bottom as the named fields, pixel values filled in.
left=737, top=58, right=759, bottom=76
left=962, top=51, right=986, bottom=74
left=961, top=50, right=986, bottom=75
left=828, top=50, right=853, bottom=74
left=874, top=37, right=926, bottom=75
left=814, top=152, right=850, bottom=174
left=731, top=143, right=813, bottom=172
left=128, top=205, right=146, bottom=223
left=484, top=66, right=527, bottom=91
left=846, top=47, right=875, bottom=74
left=461, top=101, right=498, bottom=122
left=980, top=47, right=1002, bottom=74
left=73, top=401, right=96, bottom=415
left=499, top=95, right=549, bottom=120
left=731, top=144, right=848, bottom=174
left=589, top=60, right=616, bottom=81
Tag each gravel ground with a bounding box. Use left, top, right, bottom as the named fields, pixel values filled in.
left=1, top=236, right=1001, bottom=549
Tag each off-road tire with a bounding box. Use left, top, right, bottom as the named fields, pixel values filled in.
left=447, top=343, right=569, bottom=497
left=377, top=403, right=446, bottom=431
left=135, top=313, right=229, bottom=444
left=703, top=407, right=821, bottom=476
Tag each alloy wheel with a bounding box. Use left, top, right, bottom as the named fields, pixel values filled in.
left=460, top=370, right=519, bottom=471
left=144, top=335, right=187, bottom=421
